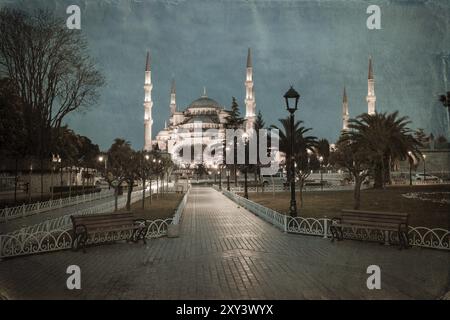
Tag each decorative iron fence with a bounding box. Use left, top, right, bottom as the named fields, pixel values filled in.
left=0, top=219, right=172, bottom=259
left=7, top=189, right=144, bottom=236
left=171, top=186, right=190, bottom=225
left=218, top=187, right=450, bottom=251
left=0, top=183, right=179, bottom=259
left=0, top=189, right=115, bottom=223
left=226, top=184, right=370, bottom=193
left=221, top=189, right=287, bottom=231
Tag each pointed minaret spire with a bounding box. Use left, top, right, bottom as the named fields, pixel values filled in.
left=366, top=55, right=376, bottom=115
left=247, top=47, right=252, bottom=68
left=368, top=56, right=373, bottom=80
left=145, top=51, right=151, bottom=71
left=169, top=79, right=177, bottom=117
left=202, top=86, right=207, bottom=97
left=245, top=48, right=256, bottom=130
left=342, top=86, right=349, bottom=131
left=143, top=51, right=154, bottom=150
left=171, top=78, right=176, bottom=94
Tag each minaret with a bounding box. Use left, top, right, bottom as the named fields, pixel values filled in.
left=342, top=87, right=349, bottom=130
left=366, top=56, right=376, bottom=115
left=144, top=51, right=153, bottom=151
left=170, top=79, right=176, bottom=116
left=245, top=48, right=256, bottom=130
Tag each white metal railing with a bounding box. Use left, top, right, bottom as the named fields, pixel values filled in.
left=7, top=188, right=144, bottom=236
left=225, top=184, right=370, bottom=193
left=0, top=189, right=115, bottom=223
left=171, top=186, right=191, bottom=225
left=218, top=187, right=450, bottom=251
left=0, top=219, right=173, bottom=259
left=0, top=183, right=179, bottom=259
left=221, top=188, right=287, bottom=231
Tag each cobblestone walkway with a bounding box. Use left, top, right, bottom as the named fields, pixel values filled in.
left=0, top=187, right=448, bottom=299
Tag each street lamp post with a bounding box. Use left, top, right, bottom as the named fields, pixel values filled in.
left=28, top=164, right=33, bottom=203
left=407, top=151, right=413, bottom=186
left=142, top=153, right=150, bottom=209
left=226, top=169, right=230, bottom=191
left=284, top=86, right=300, bottom=217
left=319, top=156, right=324, bottom=191
left=422, top=154, right=427, bottom=183
left=59, top=157, right=63, bottom=198
left=219, top=167, right=222, bottom=190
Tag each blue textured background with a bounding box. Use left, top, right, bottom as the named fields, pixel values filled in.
left=1, top=0, right=449, bottom=149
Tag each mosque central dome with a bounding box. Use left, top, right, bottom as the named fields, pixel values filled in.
left=187, top=96, right=222, bottom=110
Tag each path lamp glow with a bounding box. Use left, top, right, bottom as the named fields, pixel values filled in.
left=422, top=154, right=427, bottom=183
left=407, top=151, right=413, bottom=186
left=98, top=155, right=107, bottom=177
left=142, top=153, right=150, bottom=209
left=319, top=156, right=324, bottom=191
left=242, top=132, right=249, bottom=199
left=284, top=86, right=300, bottom=217
left=51, top=154, right=60, bottom=201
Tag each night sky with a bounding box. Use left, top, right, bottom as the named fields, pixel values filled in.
left=1, top=0, right=449, bottom=150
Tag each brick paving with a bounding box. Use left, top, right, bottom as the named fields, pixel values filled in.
left=0, top=187, right=448, bottom=299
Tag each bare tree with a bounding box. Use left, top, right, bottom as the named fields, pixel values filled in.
left=0, top=8, right=104, bottom=198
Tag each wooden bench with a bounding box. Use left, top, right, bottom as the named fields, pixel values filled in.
left=71, top=213, right=148, bottom=252
left=330, top=209, right=409, bottom=249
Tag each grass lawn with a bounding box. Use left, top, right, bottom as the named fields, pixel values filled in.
left=245, top=185, right=450, bottom=229
left=119, top=192, right=184, bottom=220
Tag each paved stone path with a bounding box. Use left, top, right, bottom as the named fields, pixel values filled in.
left=0, top=187, right=448, bottom=299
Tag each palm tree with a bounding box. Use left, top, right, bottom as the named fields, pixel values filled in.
left=439, top=92, right=450, bottom=136
left=345, top=112, right=422, bottom=189
left=317, top=138, right=330, bottom=165
left=271, top=118, right=317, bottom=207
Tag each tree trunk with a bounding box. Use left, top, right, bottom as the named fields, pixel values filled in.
left=299, top=179, right=304, bottom=208
left=142, top=176, right=146, bottom=210
left=114, top=186, right=118, bottom=211
left=373, top=160, right=383, bottom=189
left=149, top=178, right=153, bottom=204
left=126, top=180, right=133, bottom=211
left=353, top=176, right=362, bottom=209
left=384, top=155, right=391, bottom=185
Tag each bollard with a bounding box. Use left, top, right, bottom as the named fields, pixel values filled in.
left=323, top=218, right=328, bottom=239
left=167, top=224, right=180, bottom=238
left=384, top=230, right=390, bottom=245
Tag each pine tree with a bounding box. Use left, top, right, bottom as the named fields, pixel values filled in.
left=226, top=97, right=244, bottom=129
